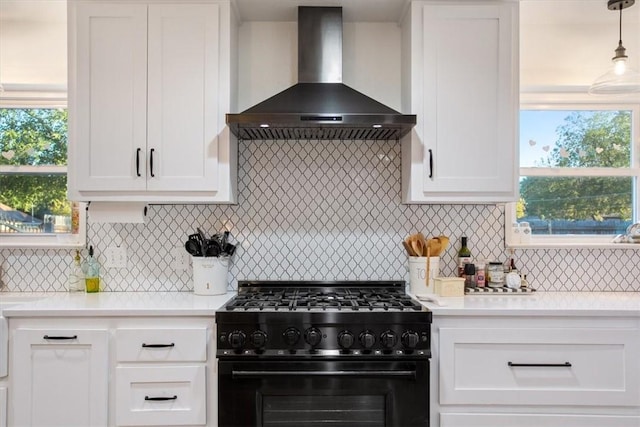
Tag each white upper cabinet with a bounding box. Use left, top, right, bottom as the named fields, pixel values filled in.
left=68, top=1, right=237, bottom=203
left=401, top=1, right=519, bottom=203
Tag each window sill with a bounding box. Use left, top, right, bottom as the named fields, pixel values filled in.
left=0, top=236, right=85, bottom=249
left=507, top=242, right=640, bottom=250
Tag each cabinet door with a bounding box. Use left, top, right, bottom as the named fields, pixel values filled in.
left=74, top=3, right=148, bottom=192
left=439, top=327, right=640, bottom=407
left=403, top=2, right=518, bottom=203
left=115, top=365, right=206, bottom=426
left=11, top=329, right=109, bottom=427
left=146, top=4, right=220, bottom=192
left=440, top=413, right=640, bottom=427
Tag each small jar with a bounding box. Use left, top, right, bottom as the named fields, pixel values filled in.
left=505, top=271, right=521, bottom=289
left=475, top=261, right=486, bottom=287
left=487, top=262, right=504, bottom=288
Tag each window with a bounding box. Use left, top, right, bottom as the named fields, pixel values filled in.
left=0, top=102, right=85, bottom=248
left=506, top=99, right=640, bottom=248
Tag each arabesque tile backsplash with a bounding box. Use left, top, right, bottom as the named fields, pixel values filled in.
left=1, top=140, right=639, bottom=292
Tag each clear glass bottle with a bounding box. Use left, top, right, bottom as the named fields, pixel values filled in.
left=68, top=250, right=84, bottom=292
left=83, top=246, right=100, bottom=293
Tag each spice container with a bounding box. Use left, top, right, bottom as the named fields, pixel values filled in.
left=475, top=261, right=486, bottom=287
left=487, top=262, right=504, bottom=288
left=463, top=263, right=476, bottom=288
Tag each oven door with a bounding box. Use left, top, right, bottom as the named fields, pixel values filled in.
left=218, top=359, right=429, bottom=427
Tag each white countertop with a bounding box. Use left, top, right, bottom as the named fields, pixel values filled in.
left=2, top=291, right=639, bottom=317
left=416, top=291, right=640, bottom=317
left=1, top=291, right=236, bottom=317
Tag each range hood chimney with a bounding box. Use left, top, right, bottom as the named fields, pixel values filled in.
left=226, top=6, right=416, bottom=141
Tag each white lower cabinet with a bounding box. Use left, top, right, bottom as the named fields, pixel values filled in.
left=10, top=328, right=109, bottom=427
left=9, top=318, right=216, bottom=427
left=114, top=327, right=209, bottom=426
left=115, top=365, right=206, bottom=426
left=440, top=413, right=640, bottom=427
left=431, top=316, right=640, bottom=427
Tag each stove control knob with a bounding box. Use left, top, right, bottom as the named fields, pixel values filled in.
left=359, top=331, right=376, bottom=349
left=401, top=330, right=420, bottom=349
left=380, top=330, right=398, bottom=349
left=338, top=331, right=355, bottom=349
left=250, top=330, right=268, bottom=349
left=282, top=327, right=301, bottom=347
left=304, top=327, right=322, bottom=347
left=228, top=330, right=246, bottom=350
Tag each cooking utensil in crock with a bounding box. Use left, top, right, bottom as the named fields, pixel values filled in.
left=185, top=240, right=201, bottom=256
left=409, top=235, right=424, bottom=257
left=403, top=241, right=416, bottom=256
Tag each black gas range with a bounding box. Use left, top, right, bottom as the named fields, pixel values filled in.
left=216, top=281, right=431, bottom=427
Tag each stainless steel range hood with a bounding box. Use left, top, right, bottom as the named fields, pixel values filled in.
left=226, top=6, right=416, bottom=141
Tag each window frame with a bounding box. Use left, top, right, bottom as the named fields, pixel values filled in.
left=506, top=91, right=640, bottom=249
left=0, top=96, right=87, bottom=249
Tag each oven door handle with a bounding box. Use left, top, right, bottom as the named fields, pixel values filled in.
left=232, top=370, right=417, bottom=379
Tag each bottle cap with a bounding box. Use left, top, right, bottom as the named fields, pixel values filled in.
left=463, top=263, right=476, bottom=275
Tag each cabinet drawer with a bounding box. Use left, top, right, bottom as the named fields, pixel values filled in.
left=115, top=365, right=206, bottom=426
left=440, top=413, right=640, bottom=427
left=439, top=327, right=640, bottom=406
left=116, top=328, right=207, bottom=362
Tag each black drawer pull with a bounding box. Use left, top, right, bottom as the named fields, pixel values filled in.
left=136, top=148, right=142, bottom=177
left=508, top=362, right=572, bottom=368
left=145, top=395, right=177, bottom=401
left=43, top=335, right=78, bottom=340
left=142, top=343, right=175, bottom=348
left=428, top=149, right=433, bottom=178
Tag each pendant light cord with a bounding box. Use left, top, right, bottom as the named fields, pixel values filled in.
left=618, top=5, right=623, bottom=45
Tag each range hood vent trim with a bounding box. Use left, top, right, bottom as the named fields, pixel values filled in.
left=226, top=6, right=416, bottom=141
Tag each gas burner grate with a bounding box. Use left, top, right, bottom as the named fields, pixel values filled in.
left=225, top=286, right=423, bottom=312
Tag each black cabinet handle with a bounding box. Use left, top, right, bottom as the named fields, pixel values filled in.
left=145, top=395, right=177, bottom=401
left=508, top=362, right=572, bottom=368
left=142, top=343, right=175, bottom=348
left=43, top=335, right=78, bottom=340
left=428, top=149, right=433, bottom=178
left=149, top=148, right=155, bottom=177
left=136, top=148, right=142, bottom=177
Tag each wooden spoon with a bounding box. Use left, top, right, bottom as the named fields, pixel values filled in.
left=403, top=240, right=416, bottom=257
left=416, top=232, right=428, bottom=256
left=437, top=236, right=450, bottom=254
left=428, top=239, right=442, bottom=257
left=410, top=235, right=424, bottom=257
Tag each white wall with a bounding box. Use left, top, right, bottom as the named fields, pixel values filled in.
left=0, top=1, right=67, bottom=88
left=520, top=0, right=640, bottom=89
left=236, top=21, right=403, bottom=112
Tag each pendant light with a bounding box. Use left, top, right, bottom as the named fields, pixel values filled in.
left=589, top=0, right=640, bottom=95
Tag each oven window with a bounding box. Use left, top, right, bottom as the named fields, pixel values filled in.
left=263, top=395, right=385, bottom=427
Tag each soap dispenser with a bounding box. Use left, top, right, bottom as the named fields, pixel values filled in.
left=83, top=246, right=101, bottom=293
